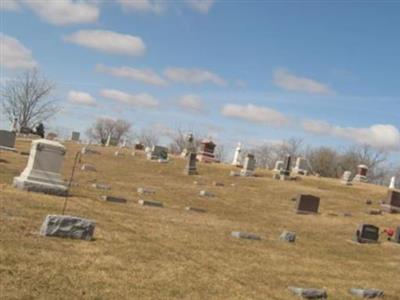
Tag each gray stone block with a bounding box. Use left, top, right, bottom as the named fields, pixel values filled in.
left=40, top=215, right=95, bottom=241
left=137, top=187, right=156, bottom=195
left=231, top=231, right=261, bottom=241
left=288, top=287, right=327, bottom=299
left=138, top=199, right=163, bottom=207
left=13, top=177, right=68, bottom=196
left=349, top=288, right=384, bottom=298
left=81, top=164, right=97, bottom=172
left=92, top=183, right=111, bottom=190
left=185, top=206, right=207, bottom=213
left=101, top=195, right=127, bottom=203
left=199, top=190, right=214, bottom=197
left=279, top=230, right=296, bottom=243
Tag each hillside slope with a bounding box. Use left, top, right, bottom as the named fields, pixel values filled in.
left=1, top=139, right=399, bottom=300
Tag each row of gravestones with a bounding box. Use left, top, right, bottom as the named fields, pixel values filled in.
left=5, top=138, right=399, bottom=299
left=9, top=138, right=400, bottom=243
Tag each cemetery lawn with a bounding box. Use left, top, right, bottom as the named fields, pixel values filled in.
left=1, top=139, right=399, bottom=300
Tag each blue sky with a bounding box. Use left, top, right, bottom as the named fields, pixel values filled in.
left=1, top=0, right=399, bottom=161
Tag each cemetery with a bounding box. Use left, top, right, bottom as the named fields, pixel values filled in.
left=0, top=138, right=399, bottom=299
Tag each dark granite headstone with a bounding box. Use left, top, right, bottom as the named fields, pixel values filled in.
left=394, top=226, right=400, bottom=244
left=353, top=224, right=379, bottom=243
left=0, top=130, right=17, bottom=151
left=295, top=194, right=320, bottom=214
left=184, top=152, right=197, bottom=175
left=381, top=190, right=400, bottom=213
left=280, top=154, right=291, bottom=177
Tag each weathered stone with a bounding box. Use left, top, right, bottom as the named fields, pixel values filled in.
left=138, top=199, right=163, bottom=207
left=137, top=187, right=155, bottom=195
left=40, top=215, right=95, bottom=241
left=367, top=209, right=382, bottom=215
left=0, top=130, right=17, bottom=152
left=81, top=164, right=97, bottom=172
left=295, top=194, right=320, bottom=214
left=92, top=183, right=111, bottom=190
left=279, top=230, right=296, bottom=243
left=349, top=288, right=384, bottom=298
left=13, top=139, right=68, bottom=196
left=185, top=206, right=207, bottom=213
left=231, top=231, right=261, bottom=240
left=199, top=190, right=214, bottom=197
left=230, top=170, right=240, bottom=177
left=353, top=224, right=379, bottom=243
left=288, top=287, right=327, bottom=299
left=101, top=195, right=127, bottom=203
left=212, top=181, right=224, bottom=187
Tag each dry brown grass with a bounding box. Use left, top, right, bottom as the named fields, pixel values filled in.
left=1, top=139, right=399, bottom=300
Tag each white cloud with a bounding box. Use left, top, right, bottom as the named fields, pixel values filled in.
left=302, top=119, right=400, bottom=150
left=118, top=0, right=165, bottom=14
left=186, top=0, right=215, bottom=13
left=221, top=104, right=290, bottom=127
left=164, top=67, right=226, bottom=86
left=68, top=90, right=97, bottom=107
left=64, top=30, right=146, bottom=56
left=273, top=68, right=334, bottom=95
left=0, top=0, right=21, bottom=11
left=178, top=94, right=204, bottom=113
left=0, top=33, right=37, bottom=70
left=100, top=89, right=159, bottom=109
left=25, top=0, right=99, bottom=25
left=95, top=64, right=166, bottom=86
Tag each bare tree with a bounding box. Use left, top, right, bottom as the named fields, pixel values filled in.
left=1, top=69, right=59, bottom=128
left=168, top=128, right=203, bottom=154
left=214, top=144, right=227, bottom=162
left=305, top=146, right=340, bottom=177
left=135, top=128, right=159, bottom=148
left=86, top=118, right=131, bottom=145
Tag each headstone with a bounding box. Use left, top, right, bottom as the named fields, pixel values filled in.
left=196, top=139, right=216, bottom=163
left=81, top=147, right=100, bottom=155
left=240, top=154, right=256, bottom=176
left=184, top=152, right=197, bottom=175
left=92, top=183, right=111, bottom=190
left=11, top=118, right=18, bottom=132
left=394, top=226, right=400, bottom=243
left=273, top=160, right=284, bottom=172
left=185, top=206, right=207, bottom=213
left=231, top=231, right=261, bottom=240
left=101, top=195, right=127, bottom=203
left=81, top=164, right=97, bottom=172
left=40, top=215, right=95, bottom=241
left=292, top=157, right=309, bottom=175
left=231, top=142, right=242, bottom=166
left=279, top=230, right=296, bottom=243
left=295, top=194, right=320, bottom=214
left=147, top=145, right=168, bottom=161
left=288, top=287, right=327, bottom=299
left=280, top=155, right=291, bottom=180
left=134, top=143, right=144, bottom=151
left=138, top=199, right=163, bottom=207
left=13, top=139, right=68, bottom=196
left=381, top=190, right=400, bottom=213
left=199, top=190, right=214, bottom=197
left=105, top=133, right=111, bottom=147
left=0, top=130, right=17, bottom=152
left=19, top=126, right=33, bottom=135
left=353, top=224, right=379, bottom=243
left=137, top=187, right=156, bottom=195
left=341, top=171, right=353, bottom=185
left=389, top=176, right=396, bottom=190
left=349, top=288, right=384, bottom=298
left=353, top=164, right=369, bottom=183
left=71, top=131, right=80, bottom=142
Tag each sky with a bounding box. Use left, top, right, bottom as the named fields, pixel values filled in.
left=0, top=0, right=399, bottom=162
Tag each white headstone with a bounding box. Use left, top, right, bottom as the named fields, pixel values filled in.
left=292, top=157, right=309, bottom=175
left=341, top=170, right=352, bottom=185
left=389, top=176, right=396, bottom=189
left=13, top=139, right=68, bottom=195
left=273, top=160, right=284, bottom=172
left=105, top=133, right=111, bottom=147
left=231, top=142, right=242, bottom=166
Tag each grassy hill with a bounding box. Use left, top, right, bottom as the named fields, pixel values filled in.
left=1, top=139, right=399, bottom=300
